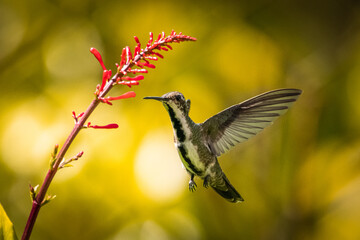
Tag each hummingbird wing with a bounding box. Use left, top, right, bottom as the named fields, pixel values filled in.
left=200, top=89, right=302, bottom=156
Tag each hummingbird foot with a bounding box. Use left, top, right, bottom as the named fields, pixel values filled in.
left=189, top=180, right=197, bottom=192
left=189, top=176, right=197, bottom=192
left=203, top=175, right=210, bottom=188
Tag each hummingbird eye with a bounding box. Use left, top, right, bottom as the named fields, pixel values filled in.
left=175, top=95, right=183, bottom=101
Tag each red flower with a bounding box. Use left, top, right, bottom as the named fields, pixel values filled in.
left=86, top=122, right=119, bottom=129
left=120, top=75, right=144, bottom=81
left=90, top=48, right=106, bottom=70
left=72, top=111, right=85, bottom=123
left=99, top=91, right=136, bottom=105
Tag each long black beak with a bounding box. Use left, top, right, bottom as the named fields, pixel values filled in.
left=143, top=96, right=167, bottom=102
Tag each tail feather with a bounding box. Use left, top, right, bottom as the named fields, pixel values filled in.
left=211, top=175, right=244, bottom=203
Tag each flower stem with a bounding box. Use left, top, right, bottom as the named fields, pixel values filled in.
left=21, top=76, right=118, bottom=240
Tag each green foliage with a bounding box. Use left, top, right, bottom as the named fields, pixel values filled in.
left=0, top=204, right=18, bottom=240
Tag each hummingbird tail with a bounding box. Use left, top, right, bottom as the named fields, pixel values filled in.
left=211, top=175, right=244, bottom=203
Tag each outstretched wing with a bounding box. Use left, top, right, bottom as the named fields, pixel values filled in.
left=200, top=89, right=302, bottom=156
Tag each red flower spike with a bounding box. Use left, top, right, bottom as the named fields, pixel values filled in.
left=121, top=75, right=144, bottom=81
left=94, top=31, right=196, bottom=98
left=90, top=48, right=106, bottom=70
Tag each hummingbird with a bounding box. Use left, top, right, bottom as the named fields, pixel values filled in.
left=144, top=89, right=301, bottom=203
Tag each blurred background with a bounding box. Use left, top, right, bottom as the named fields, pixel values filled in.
left=1, top=0, right=360, bottom=239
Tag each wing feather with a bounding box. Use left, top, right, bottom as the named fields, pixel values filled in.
left=200, top=89, right=302, bottom=156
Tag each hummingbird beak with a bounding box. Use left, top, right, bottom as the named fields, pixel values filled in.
left=143, top=96, right=167, bottom=102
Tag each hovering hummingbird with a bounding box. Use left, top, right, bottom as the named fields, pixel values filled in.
left=144, top=89, right=301, bottom=203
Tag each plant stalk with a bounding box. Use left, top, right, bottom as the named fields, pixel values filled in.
left=21, top=76, right=118, bottom=240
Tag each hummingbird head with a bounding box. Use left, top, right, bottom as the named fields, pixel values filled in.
left=144, top=91, right=191, bottom=115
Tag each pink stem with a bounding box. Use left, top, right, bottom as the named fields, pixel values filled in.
left=21, top=74, right=119, bottom=240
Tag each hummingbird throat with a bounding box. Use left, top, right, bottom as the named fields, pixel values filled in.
left=163, top=103, right=203, bottom=176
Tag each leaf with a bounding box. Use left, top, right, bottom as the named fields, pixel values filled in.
left=0, top=204, right=18, bottom=240
left=42, top=195, right=56, bottom=206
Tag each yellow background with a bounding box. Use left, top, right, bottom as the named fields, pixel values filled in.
left=1, top=0, right=360, bottom=239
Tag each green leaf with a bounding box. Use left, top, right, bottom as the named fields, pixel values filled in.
left=0, top=204, right=18, bottom=240
left=41, top=195, right=56, bottom=206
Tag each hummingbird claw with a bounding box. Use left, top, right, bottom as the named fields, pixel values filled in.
left=203, top=175, right=210, bottom=188
left=189, top=179, right=197, bottom=192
